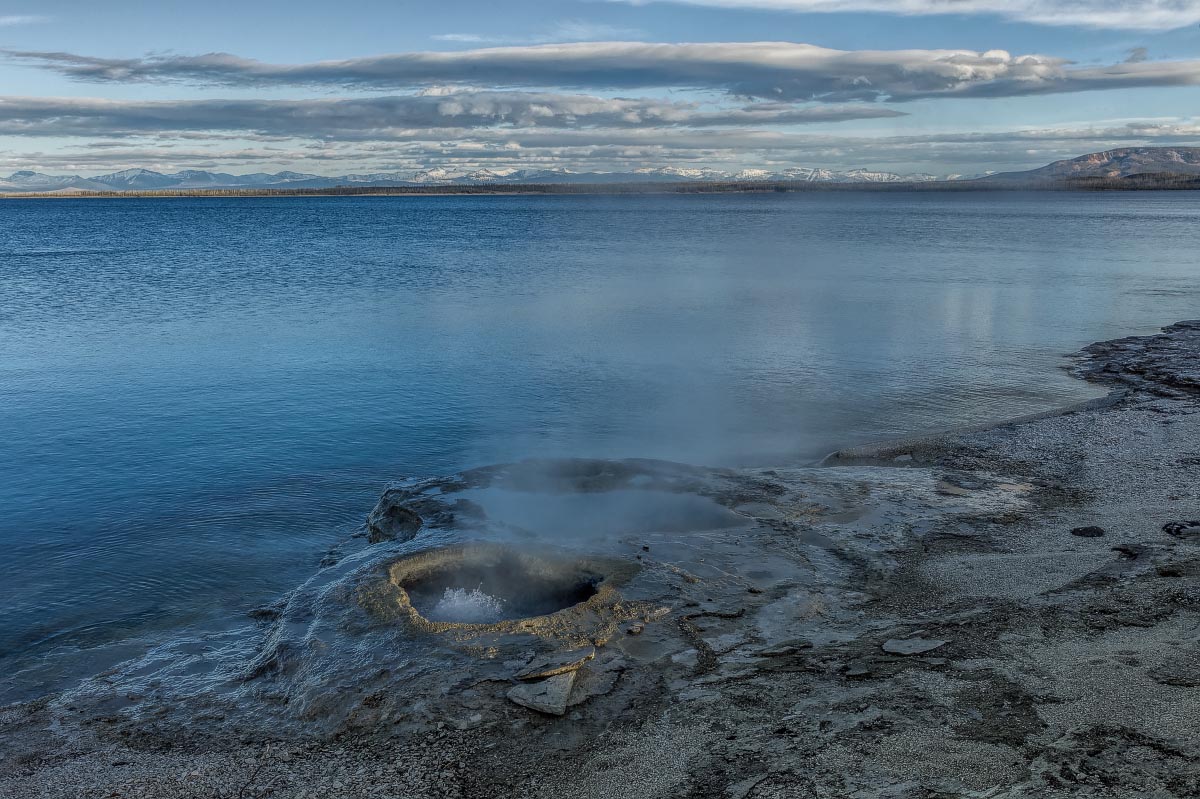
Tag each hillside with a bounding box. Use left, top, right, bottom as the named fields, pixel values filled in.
left=986, top=147, right=1200, bottom=182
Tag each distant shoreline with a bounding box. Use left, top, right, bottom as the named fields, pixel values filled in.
left=4, top=174, right=1200, bottom=199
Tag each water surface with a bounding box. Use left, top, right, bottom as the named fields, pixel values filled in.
left=3, top=192, right=1198, bottom=699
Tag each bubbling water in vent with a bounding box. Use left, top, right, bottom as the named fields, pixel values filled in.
left=427, top=587, right=507, bottom=623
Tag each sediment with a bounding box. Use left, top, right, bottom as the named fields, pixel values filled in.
left=4, top=321, right=1200, bottom=799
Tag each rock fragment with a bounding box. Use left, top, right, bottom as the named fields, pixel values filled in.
left=365, top=496, right=423, bottom=543
left=507, top=672, right=577, bottom=716
left=514, top=647, right=595, bottom=680
left=881, top=638, right=949, bottom=656
left=1071, top=526, right=1106, bottom=538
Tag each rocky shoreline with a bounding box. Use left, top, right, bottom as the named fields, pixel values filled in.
left=4, top=322, right=1200, bottom=798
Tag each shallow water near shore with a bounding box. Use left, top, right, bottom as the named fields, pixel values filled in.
left=3, top=191, right=1200, bottom=702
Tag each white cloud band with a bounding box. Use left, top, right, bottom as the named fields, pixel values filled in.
left=7, top=42, right=1199, bottom=102
left=621, top=0, right=1200, bottom=31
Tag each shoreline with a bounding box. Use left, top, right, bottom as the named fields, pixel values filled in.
left=821, top=389, right=1129, bottom=465
left=4, top=321, right=1200, bottom=798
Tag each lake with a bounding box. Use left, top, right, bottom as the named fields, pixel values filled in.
left=2, top=191, right=1198, bottom=700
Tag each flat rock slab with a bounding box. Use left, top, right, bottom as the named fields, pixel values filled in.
left=514, top=647, right=596, bottom=680
left=507, top=672, right=577, bottom=716
left=881, top=638, right=949, bottom=656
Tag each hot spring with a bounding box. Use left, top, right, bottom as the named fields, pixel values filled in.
left=388, top=545, right=608, bottom=625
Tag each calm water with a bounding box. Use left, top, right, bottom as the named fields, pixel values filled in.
left=2, top=192, right=1198, bottom=699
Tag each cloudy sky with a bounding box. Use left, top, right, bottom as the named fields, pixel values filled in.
left=2, top=0, right=1200, bottom=176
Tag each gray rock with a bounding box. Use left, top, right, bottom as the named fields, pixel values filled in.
left=514, top=647, right=595, bottom=680
left=1071, top=526, right=1106, bottom=538
left=881, top=638, right=949, bottom=656
left=507, top=672, right=577, bottom=715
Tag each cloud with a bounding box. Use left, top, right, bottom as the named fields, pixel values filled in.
left=0, top=93, right=904, bottom=140
left=619, top=0, right=1200, bottom=31
left=0, top=14, right=48, bottom=26
left=432, top=34, right=490, bottom=43
left=7, top=42, right=1199, bottom=102
left=434, top=21, right=647, bottom=44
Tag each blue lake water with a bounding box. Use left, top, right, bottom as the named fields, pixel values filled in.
left=2, top=191, right=1199, bottom=700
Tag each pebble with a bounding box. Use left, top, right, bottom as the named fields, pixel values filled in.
left=1070, top=526, right=1106, bottom=537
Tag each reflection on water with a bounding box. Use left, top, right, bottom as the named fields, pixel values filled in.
left=2, top=191, right=1199, bottom=700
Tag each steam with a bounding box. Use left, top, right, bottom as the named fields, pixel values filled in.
left=427, top=587, right=507, bottom=623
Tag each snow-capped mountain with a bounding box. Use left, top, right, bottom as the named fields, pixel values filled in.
left=731, top=168, right=774, bottom=180
left=91, top=169, right=184, bottom=190
left=632, top=167, right=729, bottom=181
left=732, top=167, right=942, bottom=183
left=409, top=167, right=460, bottom=184
left=462, top=168, right=522, bottom=182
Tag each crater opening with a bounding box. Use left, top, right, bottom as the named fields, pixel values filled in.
left=391, top=545, right=605, bottom=624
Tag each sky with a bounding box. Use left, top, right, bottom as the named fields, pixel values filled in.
left=1, top=0, right=1200, bottom=177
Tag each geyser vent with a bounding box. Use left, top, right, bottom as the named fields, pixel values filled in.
left=390, top=545, right=605, bottom=625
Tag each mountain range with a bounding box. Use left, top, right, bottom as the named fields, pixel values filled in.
left=4, top=148, right=1200, bottom=193
left=0, top=165, right=946, bottom=193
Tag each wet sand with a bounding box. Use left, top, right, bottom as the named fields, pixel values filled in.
left=3, top=321, right=1200, bottom=798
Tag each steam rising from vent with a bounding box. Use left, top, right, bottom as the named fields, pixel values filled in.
left=428, top=587, right=506, bottom=623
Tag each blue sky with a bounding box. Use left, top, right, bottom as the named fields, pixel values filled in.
left=2, top=0, right=1200, bottom=176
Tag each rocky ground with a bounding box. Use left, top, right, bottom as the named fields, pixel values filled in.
left=3, top=322, right=1200, bottom=799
